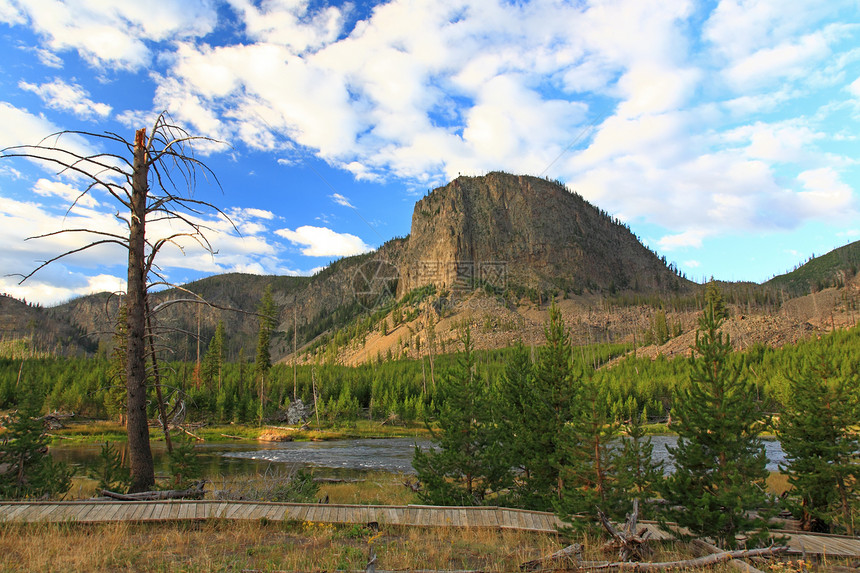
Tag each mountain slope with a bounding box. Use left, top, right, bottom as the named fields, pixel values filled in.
left=9, top=172, right=854, bottom=364
left=766, top=240, right=860, bottom=295
left=399, top=172, right=691, bottom=296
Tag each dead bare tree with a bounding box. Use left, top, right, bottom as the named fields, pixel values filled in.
left=2, top=112, right=231, bottom=492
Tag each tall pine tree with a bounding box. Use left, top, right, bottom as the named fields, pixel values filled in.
left=255, top=286, right=278, bottom=424
left=659, top=288, right=771, bottom=548
left=202, top=320, right=225, bottom=391
left=608, top=397, right=664, bottom=520
left=520, top=304, right=581, bottom=511
left=412, top=328, right=510, bottom=505
left=777, top=346, right=859, bottom=534
left=493, top=341, right=536, bottom=507
left=557, top=374, right=618, bottom=527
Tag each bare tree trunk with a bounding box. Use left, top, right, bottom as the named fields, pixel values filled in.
left=146, top=298, right=172, bottom=455
left=126, top=128, right=155, bottom=492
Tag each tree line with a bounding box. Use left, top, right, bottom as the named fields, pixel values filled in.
left=413, top=285, right=859, bottom=542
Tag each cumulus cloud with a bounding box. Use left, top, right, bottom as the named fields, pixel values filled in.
left=3, top=0, right=859, bottom=295
left=0, top=0, right=217, bottom=70
left=19, top=78, right=111, bottom=120
left=275, top=225, right=371, bottom=257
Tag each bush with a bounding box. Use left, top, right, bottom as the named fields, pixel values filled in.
left=0, top=399, right=72, bottom=499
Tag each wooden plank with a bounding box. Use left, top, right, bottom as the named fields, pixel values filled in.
left=15, top=504, right=41, bottom=522
left=77, top=504, right=105, bottom=522
left=223, top=503, right=243, bottom=519
left=137, top=502, right=157, bottom=522
left=35, top=504, right=63, bottom=522
left=0, top=504, right=17, bottom=520
left=233, top=503, right=254, bottom=520
left=71, top=503, right=99, bottom=523
left=96, top=503, right=120, bottom=522
left=213, top=502, right=229, bottom=520
left=196, top=502, right=210, bottom=520
left=252, top=503, right=270, bottom=520
left=285, top=504, right=308, bottom=522
left=167, top=502, right=184, bottom=521
left=5, top=504, right=34, bottom=521
left=129, top=502, right=150, bottom=521
left=151, top=503, right=169, bottom=521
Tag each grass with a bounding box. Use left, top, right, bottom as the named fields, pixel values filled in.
left=44, top=418, right=432, bottom=445
left=0, top=519, right=778, bottom=573
left=0, top=520, right=563, bottom=572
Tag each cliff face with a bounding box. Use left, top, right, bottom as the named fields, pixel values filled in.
left=27, top=173, right=692, bottom=360
left=399, top=172, right=687, bottom=296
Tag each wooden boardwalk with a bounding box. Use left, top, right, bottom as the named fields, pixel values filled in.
left=1, top=501, right=857, bottom=558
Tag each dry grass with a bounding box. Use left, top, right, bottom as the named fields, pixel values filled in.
left=2, top=519, right=852, bottom=572
left=315, top=473, right=418, bottom=506
left=767, top=472, right=792, bottom=496
left=0, top=520, right=567, bottom=572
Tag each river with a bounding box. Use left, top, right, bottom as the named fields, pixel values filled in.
left=50, top=435, right=787, bottom=479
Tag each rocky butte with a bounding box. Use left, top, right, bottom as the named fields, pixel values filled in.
left=398, top=172, right=689, bottom=296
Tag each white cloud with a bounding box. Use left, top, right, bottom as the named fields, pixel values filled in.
left=330, top=193, right=354, bottom=208
left=275, top=225, right=371, bottom=257
left=1, top=0, right=217, bottom=70
left=0, top=272, right=125, bottom=307
left=724, top=32, right=830, bottom=90
left=849, top=76, right=860, bottom=97
left=227, top=0, right=347, bottom=53
left=659, top=229, right=708, bottom=251
left=32, top=178, right=101, bottom=208
left=229, top=207, right=275, bottom=220
left=795, top=167, right=857, bottom=218
left=19, top=78, right=112, bottom=120
left=0, top=101, right=120, bottom=181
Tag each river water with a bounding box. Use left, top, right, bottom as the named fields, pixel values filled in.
left=51, top=436, right=786, bottom=479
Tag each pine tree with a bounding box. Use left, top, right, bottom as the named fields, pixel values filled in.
left=659, top=290, right=771, bottom=548
left=492, top=341, right=536, bottom=506
left=610, top=398, right=664, bottom=520
left=0, top=393, right=72, bottom=499
left=557, top=375, right=617, bottom=526
left=777, top=347, right=860, bottom=534
left=519, top=304, right=581, bottom=510
left=255, top=286, right=278, bottom=424
left=202, top=320, right=225, bottom=391
left=412, top=328, right=510, bottom=505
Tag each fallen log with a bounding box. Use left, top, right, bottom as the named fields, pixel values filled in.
left=101, top=481, right=205, bottom=501
left=690, top=539, right=770, bottom=573
left=175, top=425, right=204, bottom=441
left=573, top=546, right=787, bottom=572
left=220, top=433, right=245, bottom=440
left=599, top=500, right=652, bottom=562
left=520, top=543, right=583, bottom=571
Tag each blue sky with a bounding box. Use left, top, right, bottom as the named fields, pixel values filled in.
left=0, top=0, right=858, bottom=306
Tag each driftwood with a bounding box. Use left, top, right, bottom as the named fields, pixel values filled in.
left=220, top=433, right=245, bottom=440
left=403, top=478, right=422, bottom=492
left=313, top=477, right=364, bottom=484
left=572, top=546, right=787, bottom=571
left=520, top=543, right=583, bottom=571
left=175, top=425, right=204, bottom=441
left=101, top=481, right=205, bottom=501
left=690, top=539, right=770, bottom=573
left=598, top=500, right=652, bottom=561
